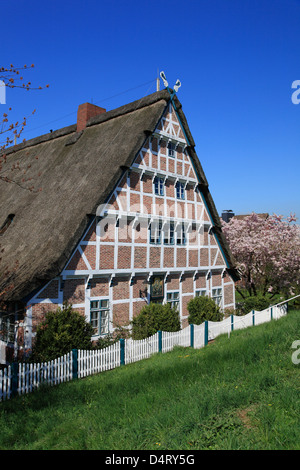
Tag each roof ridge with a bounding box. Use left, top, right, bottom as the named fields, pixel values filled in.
left=2, top=89, right=171, bottom=157
left=86, top=89, right=170, bottom=128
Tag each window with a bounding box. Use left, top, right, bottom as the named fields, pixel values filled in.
left=168, top=142, right=175, bottom=157
left=176, top=181, right=185, bottom=200
left=150, top=220, right=162, bottom=244
left=0, top=311, right=14, bottom=343
left=164, top=221, right=175, bottom=245
left=195, top=289, right=207, bottom=297
left=176, top=222, right=186, bottom=245
left=212, top=288, right=222, bottom=307
left=90, top=300, right=109, bottom=335
left=167, top=291, right=179, bottom=311
left=154, top=176, right=164, bottom=196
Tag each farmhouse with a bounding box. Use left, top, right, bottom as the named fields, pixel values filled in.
left=0, top=88, right=239, bottom=360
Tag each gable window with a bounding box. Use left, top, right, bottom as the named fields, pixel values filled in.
left=150, top=219, right=162, bottom=244
left=167, top=291, right=179, bottom=311
left=90, top=300, right=109, bottom=336
left=212, top=288, right=222, bottom=307
left=176, top=222, right=186, bottom=245
left=176, top=181, right=185, bottom=200
left=154, top=176, right=164, bottom=196
left=164, top=221, right=175, bottom=245
left=168, top=142, right=175, bottom=157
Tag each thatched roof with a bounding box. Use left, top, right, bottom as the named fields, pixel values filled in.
left=0, top=89, right=238, bottom=302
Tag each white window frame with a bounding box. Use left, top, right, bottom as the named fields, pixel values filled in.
left=212, top=288, right=223, bottom=307
left=154, top=176, right=164, bottom=196
left=176, top=181, right=185, bottom=200
left=176, top=222, right=186, bottom=245
left=90, top=299, right=110, bottom=336
left=164, top=220, right=175, bottom=245
left=150, top=220, right=162, bottom=244
left=168, top=141, right=175, bottom=158
left=0, top=311, right=15, bottom=343
left=166, top=291, right=180, bottom=312
left=195, top=289, right=207, bottom=297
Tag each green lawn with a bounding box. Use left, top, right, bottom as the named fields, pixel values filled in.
left=1, top=309, right=300, bottom=450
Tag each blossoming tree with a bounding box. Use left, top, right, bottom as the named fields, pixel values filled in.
left=0, top=65, right=49, bottom=343
left=222, top=213, right=300, bottom=298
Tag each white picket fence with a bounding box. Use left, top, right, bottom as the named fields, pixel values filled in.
left=78, top=342, right=121, bottom=378
left=0, top=352, right=73, bottom=402
left=0, top=296, right=297, bottom=402
left=207, top=302, right=288, bottom=341
left=125, top=332, right=160, bottom=364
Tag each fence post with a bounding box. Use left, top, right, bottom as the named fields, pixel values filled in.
left=231, top=314, right=234, bottom=332
left=11, top=362, right=19, bottom=397
left=72, top=349, right=78, bottom=379
left=252, top=310, right=255, bottom=326
left=270, top=307, right=273, bottom=320
left=190, top=324, right=194, bottom=348
left=120, top=338, right=125, bottom=365
left=158, top=331, right=162, bottom=352
left=204, top=321, right=208, bottom=346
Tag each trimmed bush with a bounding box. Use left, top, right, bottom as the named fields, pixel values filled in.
left=131, top=302, right=180, bottom=340
left=187, top=295, right=223, bottom=325
left=30, top=303, right=94, bottom=362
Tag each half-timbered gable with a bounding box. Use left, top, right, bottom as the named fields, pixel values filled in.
left=0, top=89, right=239, bottom=356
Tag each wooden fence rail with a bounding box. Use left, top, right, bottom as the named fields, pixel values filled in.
left=0, top=296, right=298, bottom=402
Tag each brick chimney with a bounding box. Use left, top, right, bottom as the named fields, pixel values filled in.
left=77, top=102, right=106, bottom=132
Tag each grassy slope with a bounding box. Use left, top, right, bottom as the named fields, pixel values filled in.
left=1, top=309, right=300, bottom=450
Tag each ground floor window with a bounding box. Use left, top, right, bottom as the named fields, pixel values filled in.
left=0, top=311, right=15, bottom=343
left=166, top=291, right=180, bottom=312
left=195, top=289, right=207, bottom=297
left=90, top=300, right=109, bottom=335
left=212, top=288, right=222, bottom=307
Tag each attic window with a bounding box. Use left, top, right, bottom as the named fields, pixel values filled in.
left=0, top=214, right=15, bottom=235
left=168, top=142, right=175, bottom=157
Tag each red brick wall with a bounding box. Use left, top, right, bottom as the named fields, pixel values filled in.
left=113, top=302, right=130, bottom=327
left=90, top=278, right=109, bottom=297
left=36, top=280, right=59, bottom=299
left=134, top=246, right=147, bottom=268
left=113, top=278, right=130, bottom=301
left=100, top=245, right=114, bottom=269
left=31, top=303, right=58, bottom=331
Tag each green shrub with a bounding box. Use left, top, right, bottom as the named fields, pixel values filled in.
left=30, top=303, right=94, bottom=362
left=131, top=302, right=180, bottom=340
left=187, top=295, right=223, bottom=325
left=236, top=295, right=271, bottom=315
left=95, top=325, right=129, bottom=350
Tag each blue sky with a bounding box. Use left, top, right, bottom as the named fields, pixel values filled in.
left=2, top=0, right=300, bottom=219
